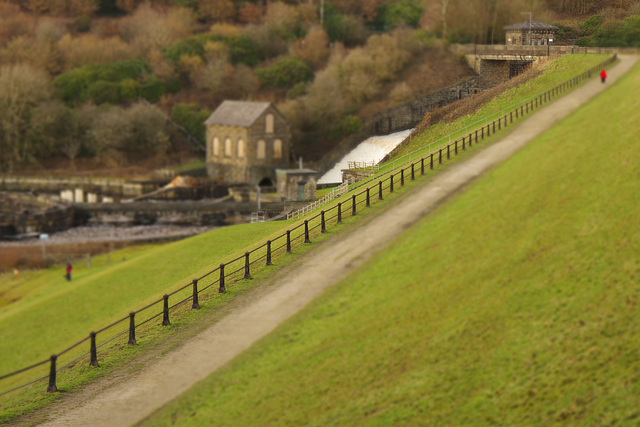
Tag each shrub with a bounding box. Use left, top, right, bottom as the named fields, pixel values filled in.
left=54, top=59, right=165, bottom=105
left=172, top=103, right=212, bottom=142
left=256, top=56, right=313, bottom=90
left=163, top=33, right=260, bottom=66
left=373, top=0, right=424, bottom=31
left=330, top=115, right=363, bottom=139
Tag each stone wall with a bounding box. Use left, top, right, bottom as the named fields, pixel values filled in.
left=366, top=77, right=492, bottom=136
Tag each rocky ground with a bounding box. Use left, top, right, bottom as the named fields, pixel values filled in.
left=0, top=224, right=217, bottom=248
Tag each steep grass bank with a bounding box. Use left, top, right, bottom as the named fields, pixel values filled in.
left=143, top=60, right=640, bottom=425
left=0, top=53, right=620, bottom=422
left=385, top=54, right=610, bottom=163
left=0, top=222, right=288, bottom=376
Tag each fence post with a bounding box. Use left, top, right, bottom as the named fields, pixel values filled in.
left=481, top=126, right=485, bottom=139
left=378, top=181, right=383, bottom=200
left=447, top=144, right=450, bottom=160
left=320, top=211, right=326, bottom=233
left=162, top=294, right=170, bottom=326
left=352, top=195, right=357, bottom=216
left=90, top=332, right=99, bottom=367
left=411, top=163, right=415, bottom=180
left=421, top=158, right=425, bottom=175
left=475, top=129, right=478, bottom=143
left=439, top=148, right=443, bottom=164
left=400, top=169, right=405, bottom=186
left=390, top=175, right=394, bottom=193
left=304, top=220, right=311, bottom=243
left=266, top=240, right=273, bottom=265
left=366, top=188, right=371, bottom=207
left=430, top=153, right=434, bottom=169
left=493, top=121, right=496, bottom=133
left=455, top=139, right=459, bottom=155
left=286, top=230, right=292, bottom=252
left=498, top=117, right=502, bottom=130
left=337, top=203, right=342, bottom=223
left=47, top=355, right=58, bottom=393
left=128, top=312, right=136, bottom=345
left=192, top=279, right=200, bottom=309
left=244, top=252, right=251, bottom=279
left=463, top=136, right=466, bottom=150
left=469, top=133, right=473, bottom=147
left=219, top=264, right=226, bottom=293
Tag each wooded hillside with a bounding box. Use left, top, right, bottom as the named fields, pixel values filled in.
left=0, top=0, right=638, bottom=174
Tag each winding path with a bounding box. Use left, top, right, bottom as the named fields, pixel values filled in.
left=32, top=55, right=638, bottom=427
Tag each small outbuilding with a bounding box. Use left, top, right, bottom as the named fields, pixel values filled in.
left=504, top=20, right=559, bottom=46
left=205, top=101, right=291, bottom=187
left=276, top=168, right=318, bottom=202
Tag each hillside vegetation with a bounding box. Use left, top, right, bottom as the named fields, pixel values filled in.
left=1, top=0, right=639, bottom=174
left=141, top=61, right=640, bottom=425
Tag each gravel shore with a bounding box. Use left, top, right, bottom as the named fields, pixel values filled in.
left=0, top=225, right=217, bottom=247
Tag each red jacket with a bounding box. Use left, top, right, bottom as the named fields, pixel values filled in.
left=600, top=69, right=608, bottom=79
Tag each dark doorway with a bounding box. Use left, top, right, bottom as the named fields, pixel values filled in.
left=258, top=177, right=274, bottom=187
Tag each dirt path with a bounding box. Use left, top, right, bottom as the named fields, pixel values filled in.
left=31, top=55, right=637, bottom=427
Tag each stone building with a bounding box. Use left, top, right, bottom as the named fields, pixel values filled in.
left=276, top=168, right=318, bottom=201
left=205, top=101, right=291, bottom=186
left=504, top=20, right=559, bottom=46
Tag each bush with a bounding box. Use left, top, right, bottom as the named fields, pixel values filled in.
left=54, top=59, right=165, bottom=105
left=330, top=115, right=363, bottom=139
left=163, top=33, right=260, bottom=66
left=256, top=56, right=313, bottom=90
left=373, top=0, right=424, bottom=31
left=172, top=103, right=212, bottom=142
left=580, top=15, right=606, bottom=35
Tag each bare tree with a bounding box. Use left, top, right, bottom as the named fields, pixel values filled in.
left=0, top=64, right=52, bottom=172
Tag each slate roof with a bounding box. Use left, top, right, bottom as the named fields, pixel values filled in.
left=205, top=101, right=272, bottom=127
left=504, top=20, right=559, bottom=31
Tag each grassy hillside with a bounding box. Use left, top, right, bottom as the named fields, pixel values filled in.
left=384, top=53, right=609, bottom=165
left=142, top=61, right=640, bottom=425
left=0, top=221, right=288, bottom=376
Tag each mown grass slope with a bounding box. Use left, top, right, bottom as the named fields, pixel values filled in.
left=0, top=221, right=288, bottom=375
left=143, top=60, right=640, bottom=425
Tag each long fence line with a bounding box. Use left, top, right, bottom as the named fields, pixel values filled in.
left=0, top=55, right=616, bottom=400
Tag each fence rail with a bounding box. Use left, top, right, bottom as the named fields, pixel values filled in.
left=0, top=55, right=616, bottom=401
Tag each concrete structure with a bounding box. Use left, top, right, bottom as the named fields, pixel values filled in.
left=276, top=168, right=318, bottom=201
left=205, top=101, right=291, bottom=187
left=504, top=20, right=559, bottom=46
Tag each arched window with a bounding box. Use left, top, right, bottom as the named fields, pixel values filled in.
left=237, top=139, right=246, bottom=158
left=225, top=138, right=233, bottom=157
left=212, top=137, right=221, bottom=157
left=257, top=140, right=266, bottom=159
left=265, top=114, right=274, bottom=133
left=273, top=139, right=283, bottom=159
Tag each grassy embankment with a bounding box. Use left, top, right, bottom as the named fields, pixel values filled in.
left=0, top=53, right=615, bottom=421
left=376, top=53, right=610, bottom=172
left=142, top=59, right=640, bottom=425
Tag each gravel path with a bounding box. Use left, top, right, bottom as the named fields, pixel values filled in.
left=29, top=55, right=638, bottom=427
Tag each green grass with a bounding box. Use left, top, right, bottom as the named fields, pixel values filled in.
left=0, top=53, right=619, bottom=422
left=0, top=222, right=289, bottom=376
left=141, top=60, right=640, bottom=425
left=380, top=54, right=610, bottom=169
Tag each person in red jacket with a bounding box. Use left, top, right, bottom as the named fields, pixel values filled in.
left=66, top=262, right=73, bottom=281
left=600, top=68, right=608, bottom=83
